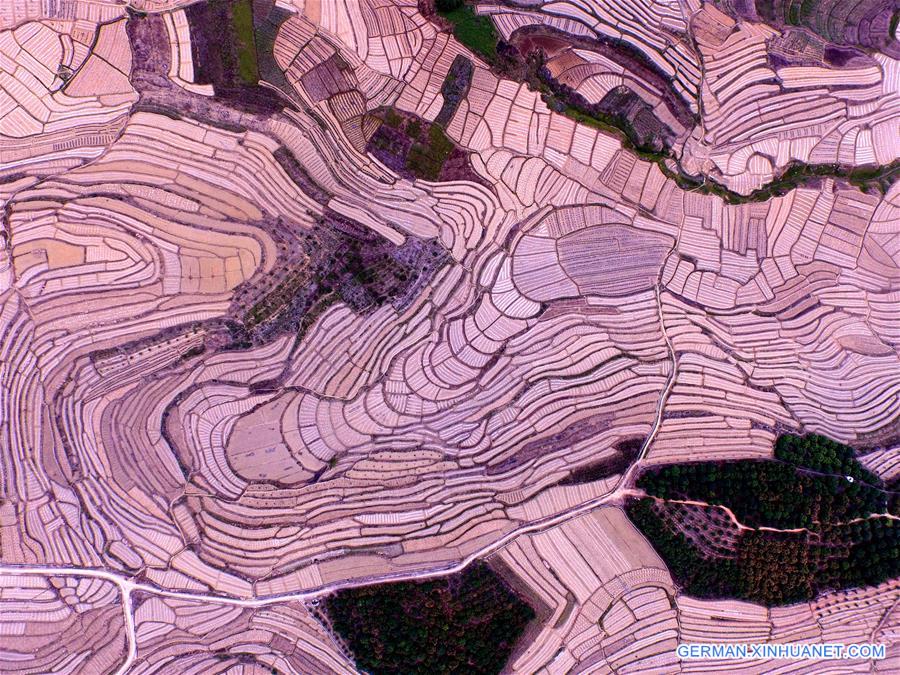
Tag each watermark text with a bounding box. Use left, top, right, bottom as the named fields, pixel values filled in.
left=677, top=643, right=886, bottom=661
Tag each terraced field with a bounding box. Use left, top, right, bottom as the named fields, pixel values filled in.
left=1, top=0, right=898, bottom=672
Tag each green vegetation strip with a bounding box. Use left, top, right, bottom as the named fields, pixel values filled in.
left=429, top=4, right=898, bottom=202
left=628, top=434, right=900, bottom=605
left=326, top=562, right=534, bottom=674
left=232, top=0, right=259, bottom=84
left=651, top=146, right=897, bottom=204
left=527, top=47, right=899, bottom=202
left=547, top=78, right=900, bottom=203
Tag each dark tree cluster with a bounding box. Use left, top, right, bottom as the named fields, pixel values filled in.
left=325, top=563, right=535, bottom=675
left=627, top=434, right=900, bottom=606
left=435, top=55, right=474, bottom=126
left=627, top=499, right=900, bottom=606
left=234, top=210, right=447, bottom=345
left=741, top=520, right=900, bottom=605
left=627, top=499, right=740, bottom=598
left=775, top=433, right=884, bottom=485
left=636, top=456, right=886, bottom=530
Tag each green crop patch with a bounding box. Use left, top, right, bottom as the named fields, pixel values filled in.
left=438, top=3, right=499, bottom=63
left=231, top=0, right=259, bottom=84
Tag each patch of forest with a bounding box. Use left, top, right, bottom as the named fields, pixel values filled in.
left=367, top=107, right=487, bottom=184
left=228, top=210, right=447, bottom=347
left=325, top=562, right=535, bottom=675
left=636, top=438, right=888, bottom=530
left=628, top=433, right=900, bottom=605
left=435, top=54, right=474, bottom=126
